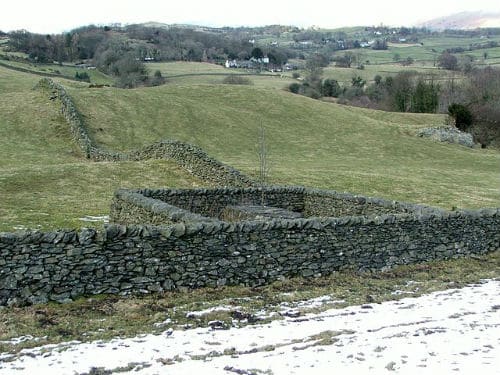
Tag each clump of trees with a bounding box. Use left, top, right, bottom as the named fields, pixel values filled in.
left=463, top=67, right=500, bottom=146
left=289, top=68, right=440, bottom=114
left=321, top=79, right=342, bottom=97
left=288, top=54, right=332, bottom=98
left=334, top=52, right=355, bottom=68
left=376, top=72, right=439, bottom=113
left=290, top=62, right=500, bottom=147
left=438, top=51, right=458, bottom=70
left=95, top=41, right=148, bottom=88
left=5, top=25, right=296, bottom=88
left=448, top=103, right=473, bottom=131
left=371, top=39, right=388, bottom=50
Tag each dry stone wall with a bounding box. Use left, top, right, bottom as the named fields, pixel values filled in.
left=110, top=186, right=445, bottom=224
left=34, top=78, right=253, bottom=187
left=115, top=187, right=306, bottom=221
left=2, top=187, right=499, bottom=306
left=302, top=188, right=446, bottom=217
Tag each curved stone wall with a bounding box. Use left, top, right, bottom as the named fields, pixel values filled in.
left=34, top=78, right=254, bottom=187
left=1, top=186, right=498, bottom=306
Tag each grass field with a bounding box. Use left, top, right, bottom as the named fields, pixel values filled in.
left=0, top=66, right=203, bottom=231
left=66, top=81, right=499, bottom=211
left=1, top=58, right=499, bottom=232
left=147, top=61, right=296, bottom=90
left=333, top=34, right=500, bottom=68
left=321, top=63, right=461, bottom=84
left=0, top=59, right=114, bottom=85
left=147, top=61, right=230, bottom=75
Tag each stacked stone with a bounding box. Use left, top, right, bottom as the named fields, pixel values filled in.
left=2, top=187, right=498, bottom=306
left=418, top=126, right=475, bottom=148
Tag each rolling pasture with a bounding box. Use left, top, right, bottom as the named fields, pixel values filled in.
left=0, top=33, right=499, bottom=361
left=68, top=77, right=499, bottom=211
left=1, top=58, right=499, bottom=232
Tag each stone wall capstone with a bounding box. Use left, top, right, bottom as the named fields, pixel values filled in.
left=110, top=186, right=446, bottom=224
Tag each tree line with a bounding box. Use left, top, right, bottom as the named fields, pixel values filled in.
left=4, top=25, right=298, bottom=87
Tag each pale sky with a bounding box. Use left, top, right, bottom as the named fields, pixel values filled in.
left=1, top=0, right=499, bottom=34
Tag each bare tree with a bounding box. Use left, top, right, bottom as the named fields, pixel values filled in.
left=258, top=124, right=270, bottom=204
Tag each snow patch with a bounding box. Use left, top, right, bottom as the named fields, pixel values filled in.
left=185, top=305, right=237, bottom=318
left=1, top=280, right=499, bottom=374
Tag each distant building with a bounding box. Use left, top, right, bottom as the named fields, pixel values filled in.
left=250, top=56, right=270, bottom=64
left=225, top=56, right=270, bottom=69
left=225, top=59, right=242, bottom=68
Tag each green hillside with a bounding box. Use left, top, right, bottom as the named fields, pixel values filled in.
left=1, top=62, right=499, bottom=232
left=66, top=82, right=499, bottom=210
left=0, top=66, right=203, bottom=232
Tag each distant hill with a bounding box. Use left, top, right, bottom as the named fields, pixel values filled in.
left=417, top=11, right=500, bottom=30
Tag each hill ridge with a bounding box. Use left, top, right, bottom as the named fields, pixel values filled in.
left=417, top=11, right=500, bottom=30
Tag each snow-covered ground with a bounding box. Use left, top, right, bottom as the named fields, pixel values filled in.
left=1, top=280, right=499, bottom=375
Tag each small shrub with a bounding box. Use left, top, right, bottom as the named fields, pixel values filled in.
left=448, top=103, right=473, bottom=131
left=341, top=86, right=364, bottom=100
left=322, top=79, right=342, bottom=97
left=292, top=72, right=300, bottom=79
left=303, top=86, right=321, bottom=99
left=75, top=71, right=90, bottom=82
left=289, top=82, right=301, bottom=94
left=150, top=70, right=166, bottom=86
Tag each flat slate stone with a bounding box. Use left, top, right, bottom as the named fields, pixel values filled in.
left=222, top=205, right=303, bottom=222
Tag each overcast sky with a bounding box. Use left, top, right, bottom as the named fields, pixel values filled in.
left=1, top=0, right=499, bottom=34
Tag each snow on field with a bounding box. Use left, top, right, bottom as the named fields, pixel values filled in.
left=1, top=280, right=499, bottom=375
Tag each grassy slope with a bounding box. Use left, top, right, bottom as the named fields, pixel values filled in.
left=67, top=83, right=499, bottom=210
left=1, top=60, right=499, bottom=231
left=339, top=34, right=500, bottom=65
left=0, top=66, right=203, bottom=231
left=0, top=59, right=114, bottom=85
